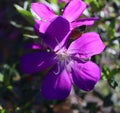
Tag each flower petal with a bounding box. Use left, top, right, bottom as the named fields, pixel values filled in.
left=34, top=19, right=41, bottom=35
left=31, top=3, right=56, bottom=21
left=39, top=19, right=54, bottom=33
left=67, top=32, right=105, bottom=58
left=71, top=17, right=98, bottom=29
left=41, top=16, right=70, bottom=52
left=71, top=61, right=101, bottom=91
left=21, top=52, right=57, bottom=74
left=62, top=0, right=86, bottom=22
left=42, top=65, right=72, bottom=100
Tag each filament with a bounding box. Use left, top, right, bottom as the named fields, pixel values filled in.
left=53, top=62, right=61, bottom=75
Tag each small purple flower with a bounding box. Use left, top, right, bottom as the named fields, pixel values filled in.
left=21, top=17, right=105, bottom=100
left=31, top=0, right=98, bottom=33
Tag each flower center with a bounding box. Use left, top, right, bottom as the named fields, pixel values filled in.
left=53, top=51, right=72, bottom=75
left=56, top=49, right=71, bottom=63
left=58, top=51, right=69, bottom=62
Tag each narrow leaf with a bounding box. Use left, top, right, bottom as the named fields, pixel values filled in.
left=14, top=4, right=34, bottom=25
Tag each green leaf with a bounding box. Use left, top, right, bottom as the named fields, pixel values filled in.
left=14, top=4, right=34, bottom=25
left=0, top=73, right=4, bottom=82
left=10, top=21, right=22, bottom=28
left=0, top=109, right=9, bottom=113
left=107, top=18, right=115, bottom=39
left=23, top=34, right=38, bottom=39
left=85, top=0, right=99, bottom=7
left=110, top=68, right=120, bottom=78
left=90, top=2, right=100, bottom=12
left=102, top=66, right=120, bottom=80
left=108, top=78, right=118, bottom=89
left=50, top=0, right=57, bottom=4
left=89, top=103, right=97, bottom=113
left=7, top=85, right=13, bottom=90
left=101, top=66, right=110, bottom=80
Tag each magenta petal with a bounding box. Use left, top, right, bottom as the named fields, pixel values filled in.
left=21, top=52, right=57, bottom=74
left=62, top=0, right=86, bottom=22
left=67, top=32, right=105, bottom=58
left=34, top=19, right=41, bottom=36
left=31, top=3, right=56, bottom=21
left=39, top=19, right=54, bottom=33
left=71, top=17, right=98, bottom=29
left=41, top=16, right=70, bottom=52
left=42, top=66, right=72, bottom=100
left=71, top=61, right=101, bottom=91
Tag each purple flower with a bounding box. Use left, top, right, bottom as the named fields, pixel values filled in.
left=31, top=0, right=98, bottom=34
left=21, top=16, right=105, bottom=100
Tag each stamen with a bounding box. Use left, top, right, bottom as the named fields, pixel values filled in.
left=53, top=62, right=61, bottom=75
left=41, top=18, right=48, bottom=22
left=55, top=37, right=62, bottom=51
left=80, top=57, right=91, bottom=62
left=64, top=57, right=72, bottom=73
